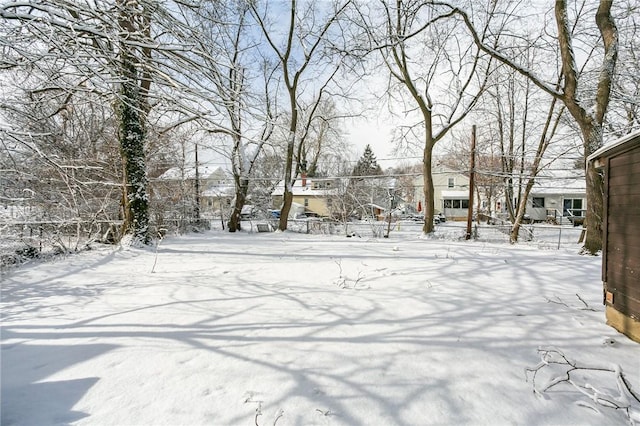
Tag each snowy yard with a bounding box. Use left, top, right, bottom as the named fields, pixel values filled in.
left=1, top=229, right=639, bottom=425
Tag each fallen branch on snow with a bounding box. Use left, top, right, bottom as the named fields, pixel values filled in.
left=244, top=394, right=284, bottom=426
left=333, top=259, right=364, bottom=289
left=544, top=293, right=597, bottom=311
left=526, top=347, right=640, bottom=423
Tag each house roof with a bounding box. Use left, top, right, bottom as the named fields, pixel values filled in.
left=366, top=203, right=387, bottom=211
left=158, top=166, right=228, bottom=181
left=531, top=181, right=586, bottom=195
left=271, top=180, right=339, bottom=196
left=588, top=131, right=640, bottom=166
left=530, top=170, right=586, bottom=195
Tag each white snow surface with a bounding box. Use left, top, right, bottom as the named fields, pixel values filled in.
left=1, top=229, right=639, bottom=425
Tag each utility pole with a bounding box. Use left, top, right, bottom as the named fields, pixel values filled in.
left=466, top=125, right=476, bottom=240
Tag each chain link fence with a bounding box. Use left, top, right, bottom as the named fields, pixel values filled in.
left=212, top=218, right=586, bottom=249
left=0, top=217, right=212, bottom=271
left=2, top=215, right=585, bottom=272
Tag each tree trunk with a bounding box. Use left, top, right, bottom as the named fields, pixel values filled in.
left=510, top=179, right=536, bottom=243
left=118, top=58, right=149, bottom=243
left=582, top=127, right=605, bottom=254
left=422, top=143, right=435, bottom=233
left=117, top=0, right=150, bottom=244
left=228, top=177, right=249, bottom=232
left=554, top=0, right=615, bottom=255
left=279, top=190, right=294, bottom=230
left=278, top=119, right=297, bottom=231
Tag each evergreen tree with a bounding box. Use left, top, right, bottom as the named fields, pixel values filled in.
left=352, top=144, right=383, bottom=176
left=345, top=144, right=388, bottom=219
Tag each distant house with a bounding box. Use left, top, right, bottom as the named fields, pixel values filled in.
left=588, top=131, right=640, bottom=343
left=271, top=177, right=340, bottom=218
left=200, top=184, right=234, bottom=218
left=524, top=173, right=586, bottom=225
left=198, top=168, right=234, bottom=217
left=153, top=166, right=233, bottom=218
left=413, top=166, right=470, bottom=221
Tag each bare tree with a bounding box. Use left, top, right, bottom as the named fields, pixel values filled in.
left=295, top=98, right=348, bottom=179
left=453, top=0, right=619, bottom=254
left=249, top=147, right=286, bottom=215
left=0, top=0, right=174, bottom=243
left=607, top=2, right=640, bottom=136
left=117, top=0, right=151, bottom=243
left=170, top=1, right=278, bottom=232
left=508, top=102, right=567, bottom=242
left=147, top=127, right=203, bottom=231
left=481, top=54, right=570, bottom=242
left=0, top=83, right=123, bottom=250
left=355, top=0, right=497, bottom=233
left=250, top=0, right=352, bottom=231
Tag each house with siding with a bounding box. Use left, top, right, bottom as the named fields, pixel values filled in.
left=154, top=166, right=233, bottom=218
left=271, top=178, right=340, bottom=218
left=588, top=131, right=640, bottom=342
left=413, top=166, right=470, bottom=221
left=524, top=173, right=586, bottom=225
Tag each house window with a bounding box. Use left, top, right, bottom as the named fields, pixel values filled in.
left=532, top=197, right=545, bottom=208
left=448, top=178, right=455, bottom=188
left=304, top=198, right=309, bottom=207
left=444, top=199, right=469, bottom=209
left=563, top=198, right=583, bottom=216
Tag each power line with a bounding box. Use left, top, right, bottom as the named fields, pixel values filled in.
left=152, top=169, right=585, bottom=185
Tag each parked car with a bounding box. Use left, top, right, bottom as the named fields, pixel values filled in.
left=435, top=212, right=446, bottom=223
left=411, top=214, right=425, bottom=222
left=240, top=205, right=256, bottom=219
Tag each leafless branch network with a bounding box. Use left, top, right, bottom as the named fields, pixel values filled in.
left=526, top=347, right=640, bottom=422
left=544, top=293, right=597, bottom=311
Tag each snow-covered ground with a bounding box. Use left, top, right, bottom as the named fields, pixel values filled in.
left=1, top=227, right=639, bottom=425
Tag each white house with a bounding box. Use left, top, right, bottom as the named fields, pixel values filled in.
left=413, top=166, right=470, bottom=220
left=271, top=177, right=340, bottom=218
left=524, top=173, right=586, bottom=224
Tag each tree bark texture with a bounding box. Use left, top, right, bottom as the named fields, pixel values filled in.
left=228, top=176, right=248, bottom=232
left=555, top=0, right=617, bottom=254
left=422, top=143, right=435, bottom=234
left=583, top=128, right=606, bottom=255
left=118, top=58, right=150, bottom=243
left=118, top=0, right=150, bottom=243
